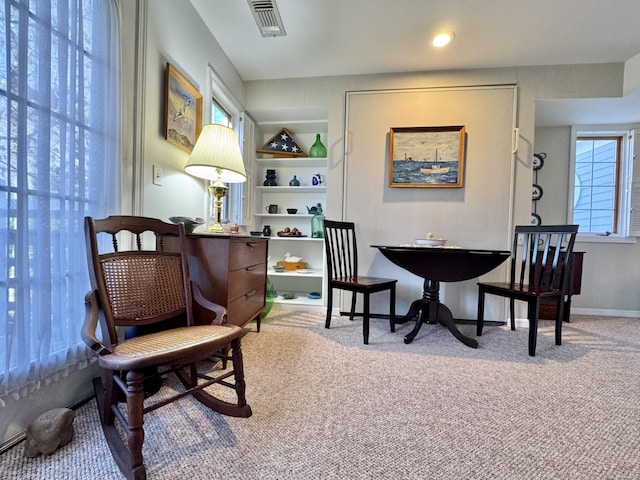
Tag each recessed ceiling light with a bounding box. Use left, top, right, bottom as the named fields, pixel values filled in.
left=432, top=31, right=455, bottom=48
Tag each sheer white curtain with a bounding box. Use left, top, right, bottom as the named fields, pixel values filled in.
left=0, top=0, right=121, bottom=402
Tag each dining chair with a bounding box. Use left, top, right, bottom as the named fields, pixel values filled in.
left=476, top=224, right=579, bottom=356
left=323, top=219, right=397, bottom=344
left=82, top=215, right=252, bottom=480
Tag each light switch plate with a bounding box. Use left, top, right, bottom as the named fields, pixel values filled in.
left=153, top=165, right=163, bottom=186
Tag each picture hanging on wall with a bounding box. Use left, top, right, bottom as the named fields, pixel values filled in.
left=388, top=125, right=466, bottom=188
left=164, top=63, right=202, bottom=153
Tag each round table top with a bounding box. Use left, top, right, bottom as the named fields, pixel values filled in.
left=372, top=245, right=510, bottom=282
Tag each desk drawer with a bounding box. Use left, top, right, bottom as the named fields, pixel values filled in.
left=226, top=282, right=266, bottom=327
left=228, top=262, right=266, bottom=301
left=229, top=239, right=267, bottom=270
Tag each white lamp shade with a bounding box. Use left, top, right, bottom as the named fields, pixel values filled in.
left=184, top=124, right=247, bottom=183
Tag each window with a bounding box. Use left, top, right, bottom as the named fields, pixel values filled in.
left=208, top=68, right=245, bottom=226
left=0, top=0, right=121, bottom=400
left=211, top=98, right=234, bottom=223
left=569, top=128, right=639, bottom=237
left=212, top=98, right=232, bottom=128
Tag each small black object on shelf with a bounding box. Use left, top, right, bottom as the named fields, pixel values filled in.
left=263, top=169, right=277, bottom=186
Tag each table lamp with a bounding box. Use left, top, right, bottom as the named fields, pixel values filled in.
left=184, top=124, right=246, bottom=233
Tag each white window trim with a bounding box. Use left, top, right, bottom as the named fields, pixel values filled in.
left=568, top=125, right=640, bottom=242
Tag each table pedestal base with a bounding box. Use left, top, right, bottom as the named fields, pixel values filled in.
left=398, top=279, right=478, bottom=348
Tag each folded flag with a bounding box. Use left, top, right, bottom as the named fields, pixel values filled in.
left=257, top=128, right=307, bottom=157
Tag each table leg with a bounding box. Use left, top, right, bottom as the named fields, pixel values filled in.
left=393, top=299, right=423, bottom=325
left=403, top=279, right=478, bottom=348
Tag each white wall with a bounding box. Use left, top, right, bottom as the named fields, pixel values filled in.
left=139, top=0, right=245, bottom=222
left=244, top=64, right=640, bottom=316
left=624, top=53, right=640, bottom=96
left=533, top=127, right=572, bottom=225
left=343, top=86, right=517, bottom=319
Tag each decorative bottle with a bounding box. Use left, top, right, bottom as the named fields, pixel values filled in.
left=262, top=225, right=271, bottom=237
left=309, top=134, right=327, bottom=158
left=311, top=203, right=325, bottom=238
left=289, top=175, right=300, bottom=186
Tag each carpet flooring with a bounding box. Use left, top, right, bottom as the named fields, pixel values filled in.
left=2, top=312, right=639, bottom=479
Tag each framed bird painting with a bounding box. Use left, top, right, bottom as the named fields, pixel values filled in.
left=164, top=63, right=202, bottom=153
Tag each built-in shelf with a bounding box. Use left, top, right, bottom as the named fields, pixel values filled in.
left=268, top=269, right=323, bottom=278
left=267, top=236, right=324, bottom=241
left=271, top=295, right=323, bottom=306
left=256, top=157, right=326, bottom=168
left=252, top=108, right=328, bottom=310
left=256, top=186, right=327, bottom=193
left=256, top=213, right=313, bottom=219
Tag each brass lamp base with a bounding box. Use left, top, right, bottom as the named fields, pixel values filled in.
left=206, top=183, right=228, bottom=233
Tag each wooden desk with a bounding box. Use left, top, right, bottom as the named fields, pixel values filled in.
left=185, top=234, right=268, bottom=331
left=539, top=251, right=584, bottom=321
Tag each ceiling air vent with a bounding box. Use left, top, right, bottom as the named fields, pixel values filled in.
left=247, top=0, right=286, bottom=37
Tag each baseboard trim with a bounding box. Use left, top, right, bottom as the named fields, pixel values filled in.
left=571, top=307, right=640, bottom=318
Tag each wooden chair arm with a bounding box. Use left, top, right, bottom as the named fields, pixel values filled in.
left=191, top=281, right=227, bottom=325
left=82, top=290, right=112, bottom=356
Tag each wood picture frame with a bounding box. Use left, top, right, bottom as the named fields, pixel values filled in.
left=388, top=125, right=466, bottom=188
left=164, top=63, right=202, bottom=153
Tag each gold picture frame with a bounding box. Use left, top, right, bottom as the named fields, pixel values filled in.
left=164, top=63, right=202, bottom=153
left=388, top=125, right=466, bottom=188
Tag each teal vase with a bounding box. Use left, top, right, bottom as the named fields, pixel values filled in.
left=262, top=276, right=276, bottom=320
left=309, top=134, right=327, bottom=158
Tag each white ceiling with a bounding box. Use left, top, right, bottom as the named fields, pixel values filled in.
left=190, top=0, right=640, bottom=126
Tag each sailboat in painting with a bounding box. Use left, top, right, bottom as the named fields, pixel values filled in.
left=420, top=149, right=450, bottom=174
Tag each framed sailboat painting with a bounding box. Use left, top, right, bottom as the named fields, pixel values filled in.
left=388, top=125, right=466, bottom=188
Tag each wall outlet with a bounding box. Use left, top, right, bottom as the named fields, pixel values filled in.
left=153, top=165, right=163, bottom=186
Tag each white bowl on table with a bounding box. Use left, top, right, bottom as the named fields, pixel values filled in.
left=415, top=238, right=447, bottom=246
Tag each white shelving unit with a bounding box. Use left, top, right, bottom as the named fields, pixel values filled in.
left=250, top=111, right=328, bottom=308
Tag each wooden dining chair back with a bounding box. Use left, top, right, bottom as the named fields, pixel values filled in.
left=323, top=219, right=397, bottom=344
left=476, top=224, right=579, bottom=356
left=82, top=215, right=251, bottom=480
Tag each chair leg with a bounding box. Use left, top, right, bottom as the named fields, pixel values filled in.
left=103, top=370, right=118, bottom=425
left=510, top=298, right=516, bottom=330
left=325, top=287, right=333, bottom=329
left=389, top=284, right=396, bottom=333
left=189, top=363, right=198, bottom=388
left=230, top=337, right=249, bottom=409
left=527, top=300, right=540, bottom=356
left=555, top=296, right=564, bottom=346
left=125, top=370, right=146, bottom=474
left=563, top=295, right=572, bottom=323
left=362, top=293, right=370, bottom=344
left=476, top=289, right=485, bottom=336
left=349, top=293, right=357, bottom=321
left=181, top=339, right=252, bottom=418
left=93, top=375, right=147, bottom=480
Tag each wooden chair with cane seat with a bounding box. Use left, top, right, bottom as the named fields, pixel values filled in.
left=323, top=219, right=397, bottom=344
left=81, top=215, right=252, bottom=480
left=476, top=224, right=578, bottom=356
